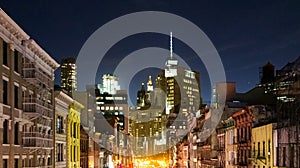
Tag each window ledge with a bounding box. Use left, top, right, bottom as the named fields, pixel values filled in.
left=2, top=65, right=9, bottom=70
left=14, top=71, right=20, bottom=76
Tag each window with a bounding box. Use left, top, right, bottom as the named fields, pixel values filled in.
left=3, top=119, right=8, bottom=144
left=283, top=147, right=286, bottom=166
left=3, top=41, right=8, bottom=66
left=263, top=141, right=265, bottom=156
left=14, top=159, right=18, bottom=168
left=253, top=142, right=256, bottom=157
left=73, top=123, right=77, bottom=138
left=48, top=157, right=51, bottom=166
left=14, top=85, right=19, bottom=108
left=290, top=146, right=294, bottom=167
left=14, top=50, right=19, bottom=73
left=3, top=79, right=8, bottom=105
left=56, top=116, right=63, bottom=134
left=258, top=142, right=260, bottom=156
left=74, top=146, right=76, bottom=161
left=3, top=159, right=8, bottom=168
left=57, top=143, right=63, bottom=162
left=14, top=122, right=19, bottom=145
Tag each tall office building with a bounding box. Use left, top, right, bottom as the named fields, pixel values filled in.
left=61, top=57, right=77, bottom=97
left=163, top=32, right=201, bottom=115
left=0, top=8, right=59, bottom=167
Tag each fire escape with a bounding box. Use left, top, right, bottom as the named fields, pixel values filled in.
left=22, top=60, right=54, bottom=154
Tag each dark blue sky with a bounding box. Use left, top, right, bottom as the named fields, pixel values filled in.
left=1, top=0, right=300, bottom=104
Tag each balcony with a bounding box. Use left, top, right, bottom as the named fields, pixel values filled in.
left=23, top=98, right=53, bottom=119
left=23, top=132, right=53, bottom=149
left=23, top=63, right=53, bottom=88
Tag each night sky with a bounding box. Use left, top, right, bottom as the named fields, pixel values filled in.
left=1, top=0, right=300, bottom=105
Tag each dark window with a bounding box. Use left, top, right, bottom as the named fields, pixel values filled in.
left=3, top=119, right=8, bottom=144
left=57, top=143, right=63, bottom=162
left=74, top=146, right=76, bottom=161
left=14, top=159, right=18, bottom=168
left=283, top=147, right=286, bottom=166
left=14, top=122, right=19, bottom=145
left=248, top=126, right=251, bottom=140
left=48, top=157, right=51, bottom=165
left=14, top=50, right=19, bottom=73
left=3, top=80, right=8, bottom=105
left=290, top=146, right=294, bottom=167
left=73, top=123, right=76, bottom=138
left=253, top=142, right=256, bottom=157
left=263, top=141, right=265, bottom=156
left=14, top=85, right=19, bottom=108
left=3, top=41, right=8, bottom=66
left=3, top=159, right=8, bottom=168
left=258, top=142, right=261, bottom=156
left=276, top=147, right=279, bottom=166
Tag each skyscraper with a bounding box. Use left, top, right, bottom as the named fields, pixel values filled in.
left=61, top=57, right=77, bottom=97
left=98, top=74, right=121, bottom=95
left=163, top=32, right=201, bottom=115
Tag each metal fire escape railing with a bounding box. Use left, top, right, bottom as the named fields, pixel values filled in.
left=23, top=97, right=53, bottom=119
left=22, top=132, right=53, bottom=148
left=23, top=63, right=53, bottom=88
left=22, top=60, right=54, bottom=151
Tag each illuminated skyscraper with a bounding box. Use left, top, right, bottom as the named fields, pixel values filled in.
left=61, top=57, right=77, bottom=97
left=98, top=74, right=121, bottom=94
left=163, top=32, right=201, bottom=115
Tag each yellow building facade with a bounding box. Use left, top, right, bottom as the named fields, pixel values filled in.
left=67, top=100, right=84, bottom=168
left=251, top=123, right=275, bottom=168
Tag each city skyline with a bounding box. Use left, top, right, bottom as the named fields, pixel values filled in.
left=1, top=1, right=300, bottom=103
left=0, top=3, right=300, bottom=168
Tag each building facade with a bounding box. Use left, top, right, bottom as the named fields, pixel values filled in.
left=54, top=88, right=73, bottom=168
left=67, top=101, right=83, bottom=168
left=0, top=8, right=59, bottom=168
left=232, top=107, right=252, bottom=168
left=251, top=123, right=275, bottom=168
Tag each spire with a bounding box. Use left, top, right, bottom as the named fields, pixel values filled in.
left=170, top=32, right=173, bottom=58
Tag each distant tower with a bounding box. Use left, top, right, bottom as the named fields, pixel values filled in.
left=147, top=75, right=153, bottom=91
left=61, top=57, right=77, bottom=97
left=137, top=83, right=146, bottom=109
left=260, top=62, right=275, bottom=84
